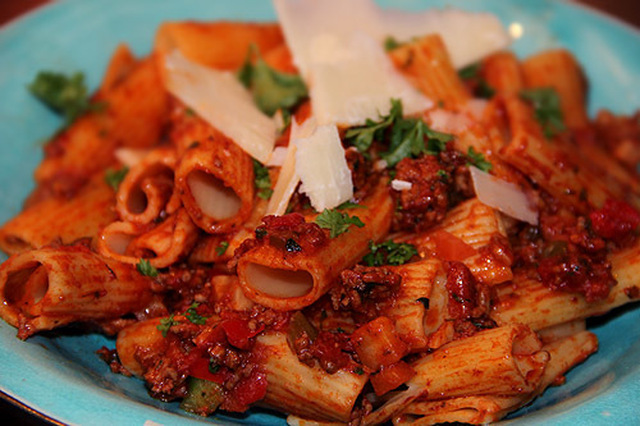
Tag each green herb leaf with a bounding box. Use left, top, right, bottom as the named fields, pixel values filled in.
left=384, top=36, right=402, bottom=51
left=136, top=259, right=158, bottom=278
left=28, top=71, right=102, bottom=125
left=157, top=314, right=178, bottom=337
left=208, top=361, right=221, bottom=374
left=253, top=159, right=273, bottom=200
left=185, top=303, right=208, bottom=325
left=344, top=98, right=403, bottom=153
left=215, top=241, right=230, bottom=256
left=466, top=146, right=493, bottom=172
left=238, top=44, right=308, bottom=116
left=345, top=99, right=453, bottom=167
left=363, top=240, right=418, bottom=266
left=519, top=87, right=566, bottom=139
left=336, top=201, right=366, bottom=210
left=104, top=166, right=129, bottom=191
left=458, top=63, right=481, bottom=81
left=354, top=367, right=365, bottom=375
left=314, top=209, right=365, bottom=238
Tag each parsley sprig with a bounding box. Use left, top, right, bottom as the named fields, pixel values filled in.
left=344, top=99, right=453, bottom=167
left=457, top=63, right=495, bottom=99
left=156, top=303, right=209, bottom=337
left=136, top=259, right=158, bottom=278
left=215, top=241, right=230, bottom=256
left=104, top=167, right=128, bottom=191
left=253, top=159, right=273, bottom=200
left=238, top=44, right=308, bottom=117
left=28, top=71, right=104, bottom=125
left=363, top=240, right=418, bottom=266
left=466, top=147, right=493, bottom=172
left=519, top=88, right=566, bottom=139
left=314, top=209, right=365, bottom=238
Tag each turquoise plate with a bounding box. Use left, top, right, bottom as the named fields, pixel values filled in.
left=0, top=0, right=638, bottom=424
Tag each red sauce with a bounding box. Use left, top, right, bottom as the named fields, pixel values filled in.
left=589, top=198, right=640, bottom=244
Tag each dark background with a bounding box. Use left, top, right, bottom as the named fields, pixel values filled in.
left=0, top=0, right=638, bottom=425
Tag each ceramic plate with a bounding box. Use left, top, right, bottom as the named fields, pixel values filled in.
left=0, top=0, right=638, bottom=424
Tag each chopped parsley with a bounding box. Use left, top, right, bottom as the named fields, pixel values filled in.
left=344, top=98, right=402, bottom=153
left=336, top=201, right=366, bottom=210
left=28, top=71, right=104, bottom=125
left=185, top=303, right=208, bottom=325
left=519, top=87, right=566, bottom=139
left=136, top=259, right=158, bottom=278
left=237, top=44, right=308, bottom=117
left=354, top=367, right=365, bottom=375
left=466, top=146, right=493, bottom=172
left=344, top=99, right=453, bottom=167
left=208, top=362, right=221, bottom=374
left=384, top=36, right=402, bottom=51
left=457, top=62, right=495, bottom=99
left=458, top=63, right=482, bottom=81
left=157, top=314, right=178, bottom=337
left=363, top=240, right=418, bottom=266
left=215, top=241, right=229, bottom=256
left=104, top=166, right=128, bottom=191
left=314, top=208, right=365, bottom=238
left=253, top=159, right=273, bottom=200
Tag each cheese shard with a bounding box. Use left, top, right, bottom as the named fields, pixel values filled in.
left=470, top=166, right=538, bottom=225
left=266, top=143, right=299, bottom=216
left=294, top=120, right=353, bottom=211
left=310, top=32, right=432, bottom=126
left=274, top=0, right=510, bottom=74
left=274, top=0, right=431, bottom=126
left=163, top=50, right=276, bottom=163
left=381, top=9, right=511, bottom=69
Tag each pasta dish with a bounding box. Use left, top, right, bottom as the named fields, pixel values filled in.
left=0, top=0, right=639, bottom=424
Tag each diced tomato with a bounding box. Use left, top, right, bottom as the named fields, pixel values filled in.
left=189, top=356, right=230, bottom=384
left=223, top=370, right=268, bottom=412
left=350, top=317, right=408, bottom=371
left=431, top=230, right=477, bottom=261
left=370, top=361, right=416, bottom=396
left=221, top=319, right=265, bottom=350
left=590, top=198, right=640, bottom=243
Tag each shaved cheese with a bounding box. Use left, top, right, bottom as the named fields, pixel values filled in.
left=309, top=32, right=432, bottom=126
left=427, top=109, right=472, bottom=135
left=464, top=99, right=489, bottom=121
left=274, top=0, right=431, bottom=126
left=114, top=148, right=151, bottom=168
left=266, top=143, right=299, bottom=216
left=267, top=146, right=289, bottom=167
left=163, top=50, right=276, bottom=163
left=391, top=179, right=413, bottom=191
left=470, top=166, right=538, bottom=225
left=381, top=8, right=511, bottom=69
left=294, top=121, right=353, bottom=211
left=274, top=0, right=510, bottom=90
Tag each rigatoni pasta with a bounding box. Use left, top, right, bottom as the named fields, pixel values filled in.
left=0, top=0, right=639, bottom=424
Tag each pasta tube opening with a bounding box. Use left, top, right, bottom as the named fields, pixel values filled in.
left=245, top=263, right=314, bottom=298
left=4, top=261, right=48, bottom=315
left=187, top=169, right=242, bottom=220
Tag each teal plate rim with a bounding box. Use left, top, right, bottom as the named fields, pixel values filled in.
left=0, top=1, right=639, bottom=425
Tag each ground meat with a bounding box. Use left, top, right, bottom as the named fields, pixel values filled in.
left=592, top=109, right=640, bottom=171
left=257, top=213, right=328, bottom=253
left=345, top=147, right=377, bottom=201
left=331, top=265, right=402, bottom=322
left=445, top=261, right=496, bottom=338
left=293, top=330, right=356, bottom=374
left=96, top=346, right=132, bottom=377
left=392, top=147, right=473, bottom=233
left=511, top=201, right=618, bottom=302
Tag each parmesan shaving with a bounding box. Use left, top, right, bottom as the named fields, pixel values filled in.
left=294, top=120, right=353, bottom=211
left=391, top=179, right=413, bottom=191
left=163, top=50, right=276, bottom=163
left=267, top=146, right=289, bottom=167
left=470, top=166, right=538, bottom=225
left=114, top=148, right=151, bottom=168
left=266, top=144, right=299, bottom=216
left=427, top=109, right=472, bottom=135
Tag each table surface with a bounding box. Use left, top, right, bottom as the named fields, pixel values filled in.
left=0, top=0, right=638, bottom=425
